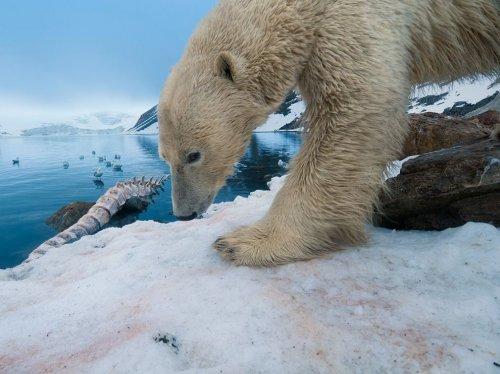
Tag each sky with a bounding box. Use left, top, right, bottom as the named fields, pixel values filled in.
left=0, top=0, right=217, bottom=129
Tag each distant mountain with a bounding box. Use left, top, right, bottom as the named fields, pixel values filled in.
left=128, top=76, right=499, bottom=135
left=21, top=124, right=125, bottom=136
left=2, top=111, right=136, bottom=136
left=408, top=76, right=499, bottom=116
left=73, top=112, right=134, bottom=127
left=0, top=125, right=10, bottom=136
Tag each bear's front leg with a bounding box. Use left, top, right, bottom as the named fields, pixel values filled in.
left=213, top=97, right=405, bottom=267
left=212, top=136, right=380, bottom=267
left=214, top=20, right=411, bottom=266
left=214, top=84, right=409, bottom=266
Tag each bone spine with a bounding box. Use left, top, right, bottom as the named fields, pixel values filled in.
left=28, top=175, right=169, bottom=262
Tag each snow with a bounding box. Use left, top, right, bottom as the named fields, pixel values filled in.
left=385, top=155, right=419, bottom=179
left=255, top=101, right=305, bottom=132
left=1, top=176, right=499, bottom=373
left=20, top=124, right=126, bottom=137
left=18, top=112, right=136, bottom=136
left=2, top=111, right=136, bottom=137
left=409, top=76, right=499, bottom=114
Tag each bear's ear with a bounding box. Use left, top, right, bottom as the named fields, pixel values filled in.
left=214, top=51, right=238, bottom=83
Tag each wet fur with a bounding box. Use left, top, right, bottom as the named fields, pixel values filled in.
left=159, top=0, right=499, bottom=266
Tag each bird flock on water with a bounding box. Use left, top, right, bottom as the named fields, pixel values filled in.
left=12, top=151, right=124, bottom=184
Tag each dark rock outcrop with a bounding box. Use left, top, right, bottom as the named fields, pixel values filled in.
left=408, top=92, right=448, bottom=110
left=46, top=198, right=151, bottom=232
left=375, top=138, right=499, bottom=230
left=401, top=112, right=496, bottom=157
left=465, top=93, right=500, bottom=118
left=469, top=110, right=500, bottom=128
left=443, top=91, right=499, bottom=117
left=46, top=202, right=95, bottom=232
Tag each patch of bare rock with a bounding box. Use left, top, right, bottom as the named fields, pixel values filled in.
left=376, top=111, right=499, bottom=230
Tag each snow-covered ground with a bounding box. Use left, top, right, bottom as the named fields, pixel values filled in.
left=1, top=176, right=499, bottom=373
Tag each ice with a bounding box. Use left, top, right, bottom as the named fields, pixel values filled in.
left=0, top=176, right=499, bottom=372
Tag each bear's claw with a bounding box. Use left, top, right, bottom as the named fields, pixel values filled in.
left=214, top=239, right=233, bottom=253
left=213, top=236, right=237, bottom=260
left=212, top=224, right=284, bottom=266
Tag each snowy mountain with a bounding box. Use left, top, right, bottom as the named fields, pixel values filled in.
left=3, top=111, right=137, bottom=136
left=273, top=77, right=499, bottom=129
left=128, top=76, right=498, bottom=135
left=21, top=124, right=125, bottom=136
left=0, top=124, right=11, bottom=136
left=72, top=112, right=135, bottom=127
left=408, top=76, right=499, bottom=116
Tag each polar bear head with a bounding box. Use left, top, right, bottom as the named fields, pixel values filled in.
left=158, top=51, right=269, bottom=220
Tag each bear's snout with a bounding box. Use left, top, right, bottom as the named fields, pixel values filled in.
left=171, top=172, right=215, bottom=221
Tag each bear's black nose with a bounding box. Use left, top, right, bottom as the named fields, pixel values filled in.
left=176, top=212, right=198, bottom=221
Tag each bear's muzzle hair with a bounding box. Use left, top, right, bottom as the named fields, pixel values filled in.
left=171, top=171, right=215, bottom=220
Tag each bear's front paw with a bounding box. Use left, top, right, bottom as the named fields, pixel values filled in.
left=213, top=223, right=318, bottom=266
left=213, top=224, right=282, bottom=267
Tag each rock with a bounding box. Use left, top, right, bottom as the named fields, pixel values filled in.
left=401, top=112, right=493, bottom=157
left=375, top=138, right=500, bottom=230
left=46, top=202, right=95, bottom=232
left=153, top=333, right=180, bottom=354
left=46, top=198, right=150, bottom=233
left=468, top=110, right=500, bottom=128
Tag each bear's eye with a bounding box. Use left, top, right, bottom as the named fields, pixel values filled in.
left=187, top=151, right=201, bottom=164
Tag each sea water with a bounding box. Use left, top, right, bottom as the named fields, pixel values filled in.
left=0, top=132, right=301, bottom=268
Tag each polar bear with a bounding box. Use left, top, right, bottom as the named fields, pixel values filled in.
left=158, top=0, right=499, bottom=266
